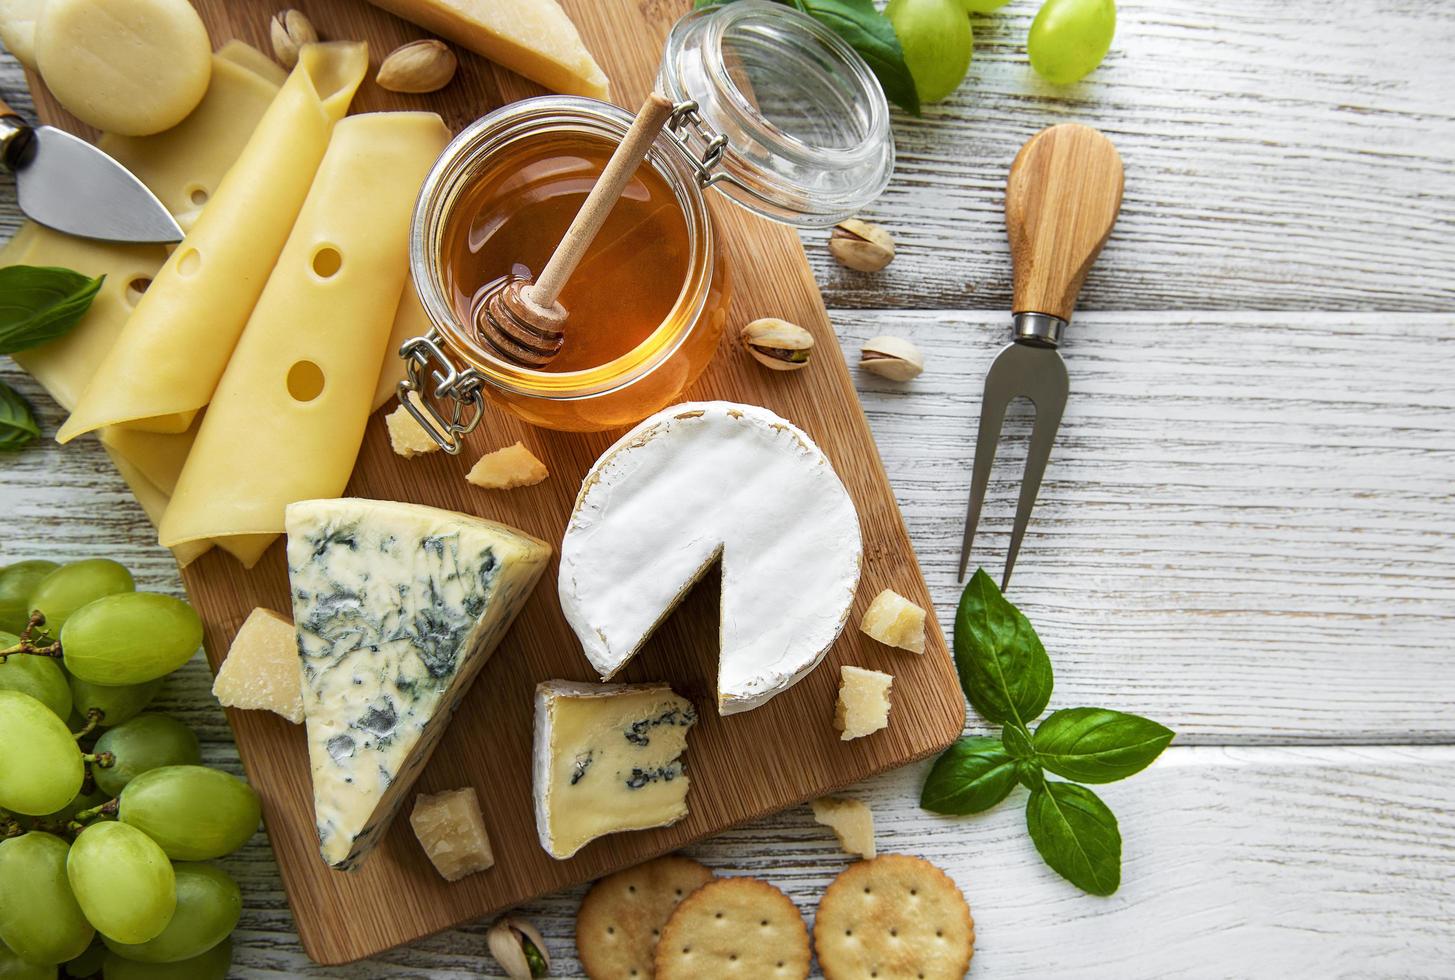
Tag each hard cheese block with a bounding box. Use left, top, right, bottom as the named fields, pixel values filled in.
left=286, top=498, right=551, bottom=870
left=533, top=681, right=696, bottom=860
left=212, top=607, right=304, bottom=723
left=559, top=402, right=863, bottom=715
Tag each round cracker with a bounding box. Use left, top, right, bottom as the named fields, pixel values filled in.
left=655, top=876, right=811, bottom=980
left=577, top=855, right=716, bottom=979
left=815, top=854, right=975, bottom=980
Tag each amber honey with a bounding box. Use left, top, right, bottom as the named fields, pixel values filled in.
left=441, top=133, right=692, bottom=374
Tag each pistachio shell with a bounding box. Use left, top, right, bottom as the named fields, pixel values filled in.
left=741, top=317, right=814, bottom=372
left=377, top=39, right=458, bottom=94
left=487, top=916, right=550, bottom=979
left=860, top=335, right=925, bottom=381
left=269, top=9, right=317, bottom=70
left=830, top=218, right=895, bottom=272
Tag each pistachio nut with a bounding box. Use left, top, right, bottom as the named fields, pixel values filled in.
left=741, top=317, right=814, bottom=372
left=859, top=335, right=925, bottom=381
left=269, top=9, right=317, bottom=69
left=829, top=218, right=895, bottom=272
left=486, top=916, right=551, bottom=979
left=377, top=39, right=458, bottom=93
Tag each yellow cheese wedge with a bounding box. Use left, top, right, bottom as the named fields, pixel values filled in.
left=56, top=41, right=369, bottom=443
left=158, top=111, right=452, bottom=564
left=0, top=0, right=43, bottom=70
left=366, top=0, right=609, bottom=100
left=212, top=608, right=305, bottom=723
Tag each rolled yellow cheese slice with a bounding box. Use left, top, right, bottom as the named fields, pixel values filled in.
left=34, top=0, right=213, bottom=137
left=56, top=41, right=369, bottom=443
left=158, top=112, right=452, bottom=564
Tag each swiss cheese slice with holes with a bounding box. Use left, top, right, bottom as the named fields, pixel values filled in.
left=559, top=402, right=863, bottom=714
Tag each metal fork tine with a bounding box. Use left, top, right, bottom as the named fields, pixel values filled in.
left=959, top=376, right=1010, bottom=580
left=1003, top=379, right=1066, bottom=590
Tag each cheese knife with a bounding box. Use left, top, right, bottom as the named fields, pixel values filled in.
left=959, top=124, right=1124, bottom=588
left=0, top=94, right=183, bottom=244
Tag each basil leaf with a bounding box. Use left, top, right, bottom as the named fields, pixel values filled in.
left=0, top=381, right=40, bottom=453
left=0, top=266, right=104, bottom=355
left=1001, top=721, right=1035, bottom=760
left=691, top=0, right=920, bottom=115
left=920, top=736, right=1018, bottom=814
left=1025, top=782, right=1121, bottom=896
left=1033, top=707, right=1175, bottom=784
left=954, top=568, right=1053, bottom=726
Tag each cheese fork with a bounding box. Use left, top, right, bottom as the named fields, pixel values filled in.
left=959, top=124, right=1124, bottom=588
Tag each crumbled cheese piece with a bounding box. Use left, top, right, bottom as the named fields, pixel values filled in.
left=409, top=787, right=495, bottom=882
left=211, top=607, right=304, bottom=723
left=834, top=665, right=893, bottom=740
left=466, top=441, right=548, bottom=489
left=812, top=796, right=876, bottom=859
left=386, top=394, right=442, bottom=457
left=859, top=589, right=926, bottom=654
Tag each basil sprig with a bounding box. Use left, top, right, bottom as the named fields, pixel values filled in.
left=693, top=0, right=921, bottom=115
left=0, top=381, right=40, bottom=453
left=922, top=569, right=1175, bottom=896
left=0, top=265, right=104, bottom=355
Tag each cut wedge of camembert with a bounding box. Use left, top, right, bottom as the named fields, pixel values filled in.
left=559, top=402, right=863, bottom=714
left=285, top=498, right=550, bottom=870
left=533, top=680, right=696, bottom=860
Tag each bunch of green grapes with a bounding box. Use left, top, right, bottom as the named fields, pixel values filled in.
left=0, top=559, right=258, bottom=980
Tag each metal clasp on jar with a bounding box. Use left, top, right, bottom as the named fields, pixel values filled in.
left=398, top=330, right=486, bottom=454
left=664, top=100, right=741, bottom=191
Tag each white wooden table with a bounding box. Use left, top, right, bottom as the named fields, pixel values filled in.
left=4, top=1, right=1454, bottom=975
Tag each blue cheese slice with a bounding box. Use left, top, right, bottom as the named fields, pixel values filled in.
left=285, top=497, right=550, bottom=870
left=532, top=680, right=697, bottom=860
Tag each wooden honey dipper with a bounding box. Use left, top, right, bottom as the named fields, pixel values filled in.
left=476, top=92, right=677, bottom=368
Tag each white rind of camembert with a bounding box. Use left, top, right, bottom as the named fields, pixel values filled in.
left=558, top=402, right=863, bottom=715
left=286, top=497, right=551, bottom=871
left=533, top=680, right=696, bottom=860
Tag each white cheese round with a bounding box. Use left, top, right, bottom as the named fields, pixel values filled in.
left=559, top=401, right=863, bottom=714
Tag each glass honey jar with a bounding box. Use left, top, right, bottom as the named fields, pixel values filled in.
left=402, top=0, right=895, bottom=443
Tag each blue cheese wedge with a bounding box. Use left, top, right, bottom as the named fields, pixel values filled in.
left=285, top=497, right=551, bottom=871
left=532, top=680, right=696, bottom=860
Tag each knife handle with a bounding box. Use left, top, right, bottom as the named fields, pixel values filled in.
left=1005, top=124, right=1124, bottom=323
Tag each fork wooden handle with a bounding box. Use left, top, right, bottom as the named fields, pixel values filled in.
left=1005, top=124, right=1124, bottom=322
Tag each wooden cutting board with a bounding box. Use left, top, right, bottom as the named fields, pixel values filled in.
left=25, top=0, right=966, bottom=964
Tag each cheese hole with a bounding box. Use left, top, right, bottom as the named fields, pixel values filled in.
left=312, top=245, right=343, bottom=278
left=606, top=927, right=614, bottom=935
left=287, top=360, right=325, bottom=402
left=187, top=185, right=208, bottom=207
left=125, top=276, right=151, bottom=306
left=176, top=249, right=200, bottom=276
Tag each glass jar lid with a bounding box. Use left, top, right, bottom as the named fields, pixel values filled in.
left=658, top=0, right=895, bottom=227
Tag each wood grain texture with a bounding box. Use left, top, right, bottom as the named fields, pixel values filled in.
left=15, top=0, right=964, bottom=964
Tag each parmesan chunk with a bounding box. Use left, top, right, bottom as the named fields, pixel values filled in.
left=834, top=665, right=893, bottom=740
left=211, top=607, right=304, bottom=723
left=467, top=441, right=548, bottom=489
left=386, top=395, right=442, bottom=457
left=812, top=796, right=876, bottom=859
left=410, top=787, right=495, bottom=882
left=860, top=589, right=926, bottom=654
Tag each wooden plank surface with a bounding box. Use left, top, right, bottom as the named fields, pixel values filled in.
left=14, top=0, right=965, bottom=965
left=5, top=0, right=1455, bottom=974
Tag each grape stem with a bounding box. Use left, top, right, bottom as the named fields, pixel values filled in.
left=0, top=611, right=63, bottom=661
left=69, top=798, right=119, bottom=830
left=80, top=751, right=115, bottom=770
left=72, top=708, right=104, bottom=741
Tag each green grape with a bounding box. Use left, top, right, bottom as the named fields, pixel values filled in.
left=0, top=561, right=58, bottom=634
left=100, top=864, right=238, bottom=964
left=888, top=0, right=974, bottom=104
left=93, top=717, right=200, bottom=799
left=0, top=643, right=71, bottom=719
left=65, top=823, right=175, bottom=946
left=0, top=938, right=56, bottom=980
left=0, top=833, right=95, bottom=965
left=118, top=768, right=260, bottom=861
left=1028, top=0, right=1116, bottom=84
left=0, top=691, right=84, bottom=816
left=68, top=678, right=164, bottom=729
left=959, top=0, right=1010, bottom=11
left=64, top=942, right=106, bottom=978
left=100, top=937, right=229, bottom=980
left=61, top=595, right=201, bottom=686
left=27, top=561, right=134, bottom=641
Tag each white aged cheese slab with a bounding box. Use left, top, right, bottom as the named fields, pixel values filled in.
left=533, top=680, right=696, bottom=860
left=285, top=498, right=551, bottom=870
left=558, top=401, right=863, bottom=714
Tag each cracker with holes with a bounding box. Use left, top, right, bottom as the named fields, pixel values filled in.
left=814, top=854, right=974, bottom=980
left=576, top=855, right=715, bottom=979
left=654, top=876, right=811, bottom=980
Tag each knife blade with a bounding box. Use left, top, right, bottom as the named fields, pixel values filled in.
left=1, top=95, right=183, bottom=245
